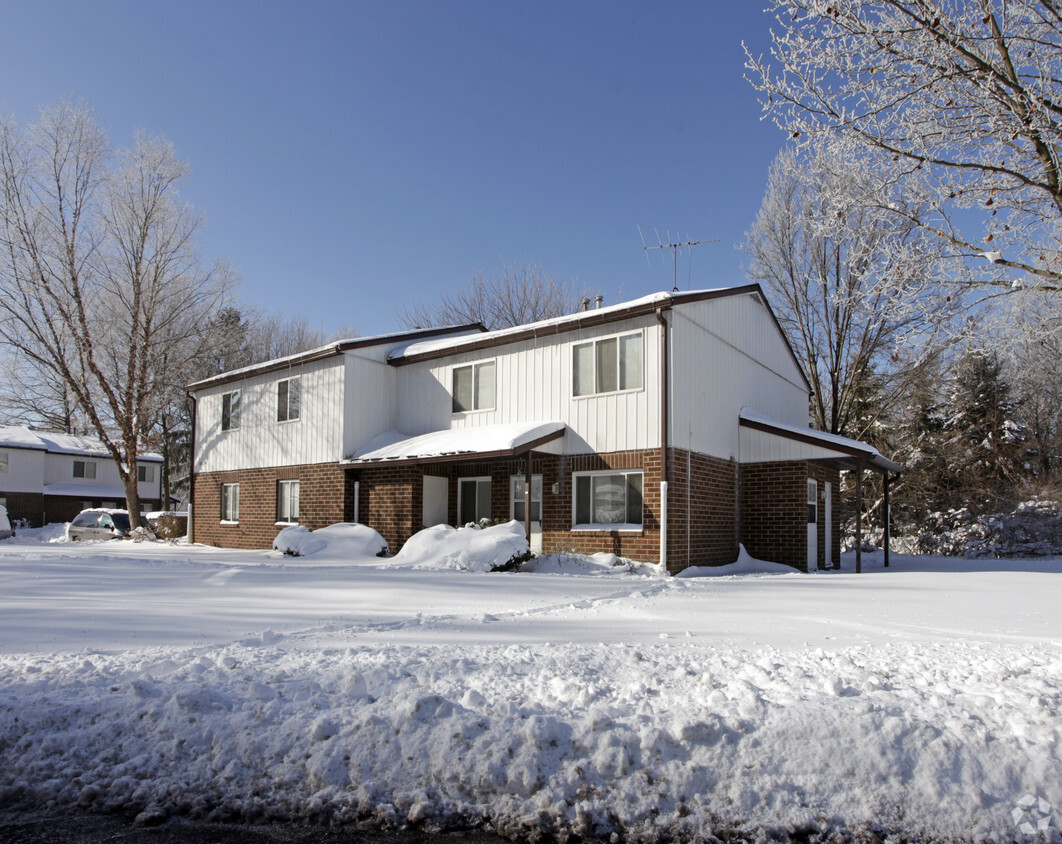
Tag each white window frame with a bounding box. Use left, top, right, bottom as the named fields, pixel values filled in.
left=572, top=331, right=644, bottom=398
left=73, top=460, right=97, bottom=480
left=572, top=469, right=644, bottom=530
left=220, top=482, right=239, bottom=523
left=452, top=360, right=496, bottom=413
left=509, top=474, right=543, bottom=523
left=457, top=476, right=492, bottom=525
left=0, top=451, right=8, bottom=473
left=277, top=376, right=301, bottom=423
left=137, top=464, right=154, bottom=483
left=277, top=479, right=300, bottom=525
left=221, top=390, right=241, bottom=431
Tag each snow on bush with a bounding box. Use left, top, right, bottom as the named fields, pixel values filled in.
left=273, top=523, right=389, bottom=558
left=393, top=520, right=528, bottom=572
left=916, top=500, right=1062, bottom=558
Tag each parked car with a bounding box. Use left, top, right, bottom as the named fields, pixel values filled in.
left=67, top=509, right=132, bottom=541
left=0, top=504, right=12, bottom=540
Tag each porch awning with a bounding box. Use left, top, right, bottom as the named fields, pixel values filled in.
left=344, top=421, right=566, bottom=467
left=739, top=408, right=901, bottom=474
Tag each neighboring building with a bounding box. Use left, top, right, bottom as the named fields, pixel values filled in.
left=0, top=427, right=164, bottom=526
left=188, top=286, right=899, bottom=573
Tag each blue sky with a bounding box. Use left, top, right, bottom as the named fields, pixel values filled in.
left=2, top=1, right=787, bottom=336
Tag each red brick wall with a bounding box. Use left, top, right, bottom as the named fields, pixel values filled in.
left=666, top=449, right=738, bottom=572
left=739, top=461, right=840, bottom=571
left=0, top=491, right=45, bottom=527
left=353, top=450, right=667, bottom=564
left=191, top=452, right=837, bottom=572
left=193, top=463, right=348, bottom=550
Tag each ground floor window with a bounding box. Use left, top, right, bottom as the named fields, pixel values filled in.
left=221, top=483, right=239, bottom=522
left=277, top=479, right=300, bottom=524
left=458, top=476, right=491, bottom=525
left=510, top=474, right=542, bottom=523
left=573, top=470, right=643, bottom=528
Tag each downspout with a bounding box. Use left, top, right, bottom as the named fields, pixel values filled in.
left=655, top=307, right=669, bottom=570
left=187, top=392, right=197, bottom=543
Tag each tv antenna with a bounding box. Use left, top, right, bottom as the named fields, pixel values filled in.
left=639, top=226, right=718, bottom=292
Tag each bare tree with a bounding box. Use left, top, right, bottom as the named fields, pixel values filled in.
left=743, top=142, right=950, bottom=439
left=745, top=1, right=1062, bottom=290
left=399, top=261, right=586, bottom=330
left=0, top=102, right=234, bottom=527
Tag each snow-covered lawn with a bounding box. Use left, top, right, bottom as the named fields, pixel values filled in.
left=1, top=525, right=1060, bottom=842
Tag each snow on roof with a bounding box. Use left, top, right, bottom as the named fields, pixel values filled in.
left=387, top=288, right=749, bottom=363
left=739, top=408, right=901, bottom=473
left=0, top=426, right=162, bottom=461
left=346, top=421, right=566, bottom=465
left=187, top=324, right=486, bottom=391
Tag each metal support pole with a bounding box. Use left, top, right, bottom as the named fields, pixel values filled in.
left=855, top=466, right=863, bottom=574
left=883, top=472, right=891, bottom=569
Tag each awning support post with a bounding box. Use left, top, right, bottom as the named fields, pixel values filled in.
left=883, top=471, right=890, bottom=569
left=855, top=465, right=863, bottom=574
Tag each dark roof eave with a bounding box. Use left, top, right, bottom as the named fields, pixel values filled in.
left=389, top=285, right=769, bottom=367
left=187, top=323, right=486, bottom=391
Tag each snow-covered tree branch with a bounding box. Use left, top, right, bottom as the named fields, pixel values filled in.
left=0, top=102, right=236, bottom=527
left=745, top=0, right=1062, bottom=289
left=743, top=142, right=952, bottom=441
left=399, top=261, right=586, bottom=331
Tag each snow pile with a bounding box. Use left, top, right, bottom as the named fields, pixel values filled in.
left=392, top=521, right=528, bottom=572
left=2, top=538, right=1062, bottom=841
left=917, top=500, right=1062, bottom=558
left=273, top=523, right=389, bottom=559
left=1, top=639, right=1060, bottom=841
left=676, top=544, right=799, bottom=577
left=520, top=551, right=666, bottom=577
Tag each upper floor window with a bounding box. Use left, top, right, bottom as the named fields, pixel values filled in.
left=73, top=460, right=97, bottom=479
left=452, top=361, right=495, bottom=413
left=221, top=390, right=241, bottom=431
left=137, top=464, right=154, bottom=483
left=0, top=452, right=7, bottom=472
left=277, top=377, right=301, bottom=422
left=573, top=332, right=643, bottom=397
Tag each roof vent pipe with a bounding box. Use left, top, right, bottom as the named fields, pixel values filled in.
left=581, top=297, right=591, bottom=312
left=595, top=295, right=603, bottom=309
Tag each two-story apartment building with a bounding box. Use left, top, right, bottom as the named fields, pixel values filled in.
left=189, top=285, right=899, bottom=573
left=0, top=427, right=164, bottom=526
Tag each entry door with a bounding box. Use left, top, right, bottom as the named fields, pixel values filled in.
left=807, top=479, right=818, bottom=572
left=824, top=482, right=833, bottom=569
left=422, top=476, right=448, bottom=527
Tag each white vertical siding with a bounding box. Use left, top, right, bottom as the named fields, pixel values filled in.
left=0, top=448, right=45, bottom=493
left=394, top=315, right=661, bottom=454
left=670, top=293, right=810, bottom=460
left=194, top=355, right=345, bottom=472
left=739, top=427, right=850, bottom=463
left=342, top=348, right=399, bottom=458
